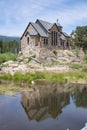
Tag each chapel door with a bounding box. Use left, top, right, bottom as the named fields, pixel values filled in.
left=35, top=36, right=40, bottom=46
left=66, top=42, right=69, bottom=48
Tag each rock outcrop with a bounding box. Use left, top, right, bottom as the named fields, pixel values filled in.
left=0, top=47, right=85, bottom=75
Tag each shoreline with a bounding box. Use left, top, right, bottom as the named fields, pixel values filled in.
left=0, top=71, right=87, bottom=95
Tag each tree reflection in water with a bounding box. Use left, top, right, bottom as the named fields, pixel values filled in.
left=72, top=86, right=87, bottom=108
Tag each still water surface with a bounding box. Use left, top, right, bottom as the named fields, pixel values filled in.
left=0, top=84, right=87, bottom=130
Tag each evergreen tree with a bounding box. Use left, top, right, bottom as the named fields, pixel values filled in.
left=71, top=26, right=87, bottom=51
left=0, top=39, right=3, bottom=53
left=0, top=39, right=20, bottom=53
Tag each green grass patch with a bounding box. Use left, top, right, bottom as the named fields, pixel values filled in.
left=0, top=71, right=87, bottom=85
left=47, top=61, right=61, bottom=67
left=0, top=73, right=12, bottom=80
left=69, top=63, right=82, bottom=69
left=83, top=54, right=87, bottom=63
left=65, top=72, right=87, bottom=83
left=82, top=66, right=87, bottom=72
left=0, top=53, right=17, bottom=64
left=0, top=85, right=21, bottom=94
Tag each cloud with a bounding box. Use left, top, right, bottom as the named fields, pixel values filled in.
left=38, top=1, right=87, bottom=34
left=0, top=0, right=87, bottom=36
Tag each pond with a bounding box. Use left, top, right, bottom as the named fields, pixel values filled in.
left=0, top=83, right=87, bottom=130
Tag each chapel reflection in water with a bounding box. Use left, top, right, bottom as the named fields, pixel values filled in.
left=21, top=83, right=87, bottom=122
left=21, top=84, right=70, bottom=122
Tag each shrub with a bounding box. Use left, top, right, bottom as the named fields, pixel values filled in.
left=84, top=55, right=87, bottom=63
left=0, top=53, right=17, bottom=64
left=13, top=73, right=23, bottom=81
left=52, top=49, right=57, bottom=55
left=28, top=54, right=36, bottom=62
left=82, top=66, right=87, bottom=72
left=70, top=63, right=82, bottom=69
left=0, top=73, right=12, bottom=80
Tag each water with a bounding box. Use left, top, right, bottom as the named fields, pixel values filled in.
left=0, top=83, right=87, bottom=130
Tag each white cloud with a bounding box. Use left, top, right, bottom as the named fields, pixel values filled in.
left=0, top=0, right=87, bottom=36
left=38, top=1, right=87, bottom=34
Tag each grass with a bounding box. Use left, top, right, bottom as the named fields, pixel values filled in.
left=0, top=73, right=12, bottom=80
left=0, top=85, right=21, bottom=94
left=82, top=66, right=87, bottom=72
left=0, top=71, right=87, bottom=85
left=69, top=63, right=87, bottom=73
left=0, top=80, right=34, bottom=94
left=69, top=63, right=83, bottom=69
left=0, top=53, right=17, bottom=64
left=0, top=71, right=87, bottom=94
left=12, top=72, right=66, bottom=84
left=83, top=53, right=87, bottom=63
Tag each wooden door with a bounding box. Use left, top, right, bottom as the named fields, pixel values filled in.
left=35, top=36, right=40, bottom=46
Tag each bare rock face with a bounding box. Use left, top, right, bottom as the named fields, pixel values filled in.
left=38, top=48, right=84, bottom=64
left=39, top=48, right=57, bottom=64
left=29, top=59, right=41, bottom=68
left=1, top=61, right=29, bottom=75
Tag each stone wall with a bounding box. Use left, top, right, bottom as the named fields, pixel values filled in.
left=40, top=24, right=62, bottom=50
left=40, top=24, right=70, bottom=50
left=48, top=24, right=61, bottom=50
left=21, top=22, right=70, bottom=56
left=21, top=24, right=37, bottom=55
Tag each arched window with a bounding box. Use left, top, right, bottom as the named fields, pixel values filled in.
left=51, top=31, right=53, bottom=45
left=27, top=37, right=29, bottom=45
left=54, top=31, right=55, bottom=45
left=44, top=39, right=45, bottom=44
left=56, top=32, right=57, bottom=45
left=51, top=31, right=57, bottom=45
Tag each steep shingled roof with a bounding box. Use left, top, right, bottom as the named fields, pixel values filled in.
left=31, top=22, right=48, bottom=37
left=63, top=32, right=70, bottom=37
left=60, top=34, right=66, bottom=40
left=21, top=19, right=64, bottom=39
left=28, top=24, right=38, bottom=36
left=36, top=19, right=53, bottom=31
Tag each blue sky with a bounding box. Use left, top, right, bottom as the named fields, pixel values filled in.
left=0, top=0, right=87, bottom=36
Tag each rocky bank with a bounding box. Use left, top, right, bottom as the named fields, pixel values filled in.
left=0, top=47, right=85, bottom=75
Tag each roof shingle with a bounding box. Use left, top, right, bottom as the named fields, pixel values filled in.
left=37, top=19, right=53, bottom=31
left=31, top=22, right=48, bottom=37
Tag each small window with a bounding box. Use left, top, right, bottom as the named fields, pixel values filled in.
left=54, top=31, right=55, bottom=45
left=44, top=39, right=45, bottom=44
left=44, top=38, right=48, bottom=45
left=51, top=31, right=53, bottom=45
left=56, top=32, right=57, bottom=45
left=27, top=37, right=29, bottom=45
left=46, top=39, right=48, bottom=44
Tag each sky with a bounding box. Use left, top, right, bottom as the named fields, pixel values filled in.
left=0, top=0, right=87, bottom=37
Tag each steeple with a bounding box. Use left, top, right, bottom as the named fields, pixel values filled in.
left=57, top=19, right=59, bottom=24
